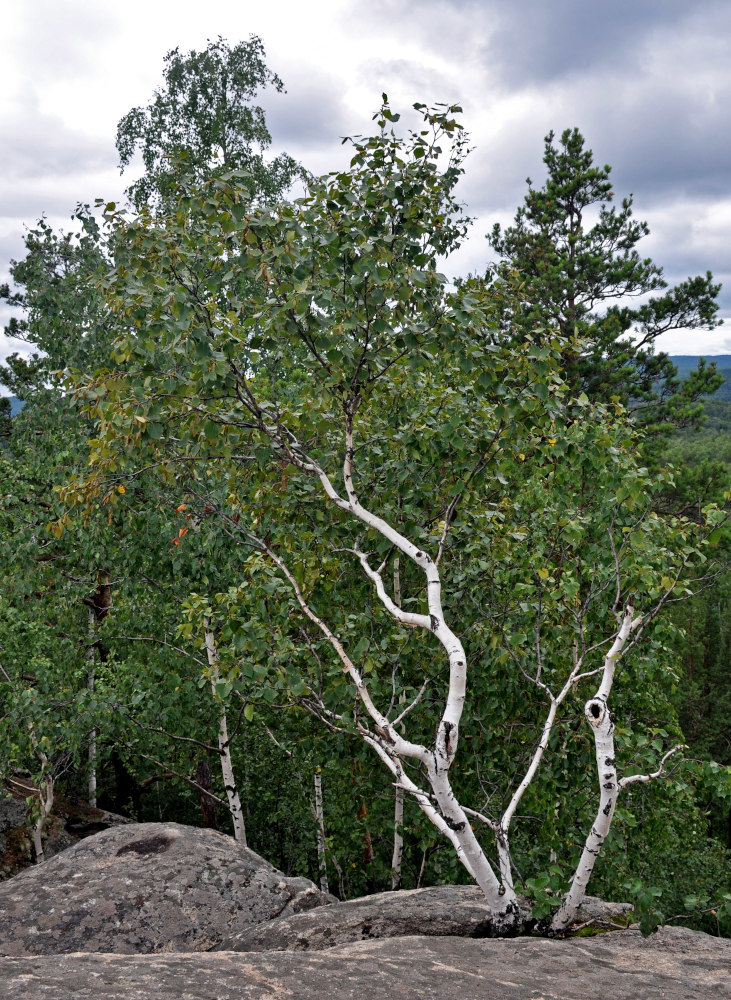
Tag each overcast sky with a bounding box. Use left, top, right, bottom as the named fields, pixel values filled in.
left=2, top=0, right=731, bottom=370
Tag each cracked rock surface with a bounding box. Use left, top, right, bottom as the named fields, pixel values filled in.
left=217, top=885, right=631, bottom=951
left=1, top=929, right=728, bottom=999
left=218, top=884, right=526, bottom=950
left=0, top=822, right=334, bottom=955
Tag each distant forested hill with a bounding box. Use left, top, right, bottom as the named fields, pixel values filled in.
left=666, top=356, right=731, bottom=456
left=670, top=355, right=731, bottom=400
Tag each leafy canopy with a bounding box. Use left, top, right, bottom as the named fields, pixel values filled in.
left=116, top=35, right=300, bottom=210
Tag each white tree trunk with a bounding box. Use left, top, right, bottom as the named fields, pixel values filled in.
left=256, top=418, right=519, bottom=926
left=204, top=626, right=247, bottom=846
left=87, top=607, right=97, bottom=808
left=235, top=384, right=691, bottom=934
left=314, top=768, right=329, bottom=894
left=392, top=785, right=404, bottom=890
left=551, top=602, right=638, bottom=933
left=391, top=558, right=404, bottom=891
left=32, top=755, right=54, bottom=864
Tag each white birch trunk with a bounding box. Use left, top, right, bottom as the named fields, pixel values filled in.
left=32, top=756, right=54, bottom=864
left=551, top=602, right=638, bottom=933
left=314, top=768, right=329, bottom=894
left=391, top=784, right=404, bottom=890
left=243, top=389, right=689, bottom=934
left=87, top=608, right=97, bottom=808
left=204, top=626, right=247, bottom=846
left=259, top=418, right=519, bottom=926
left=391, top=557, right=404, bottom=891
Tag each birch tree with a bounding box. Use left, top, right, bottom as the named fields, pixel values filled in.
left=0, top=596, right=91, bottom=862
left=71, top=100, right=715, bottom=933
left=116, top=35, right=299, bottom=211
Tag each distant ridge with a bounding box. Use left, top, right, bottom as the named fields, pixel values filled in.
left=669, top=356, right=731, bottom=400
left=669, top=354, right=731, bottom=370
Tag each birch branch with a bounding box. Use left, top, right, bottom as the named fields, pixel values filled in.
left=618, top=745, right=685, bottom=790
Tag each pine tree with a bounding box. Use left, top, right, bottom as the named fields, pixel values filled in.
left=488, top=128, right=722, bottom=434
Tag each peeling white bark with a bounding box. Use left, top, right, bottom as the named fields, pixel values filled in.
left=203, top=626, right=247, bottom=846
left=391, top=559, right=404, bottom=891
left=257, top=417, right=515, bottom=921
left=551, top=602, right=640, bottom=933
left=314, top=769, right=329, bottom=894
left=391, top=784, right=404, bottom=890
left=87, top=608, right=97, bottom=809
left=251, top=410, right=684, bottom=935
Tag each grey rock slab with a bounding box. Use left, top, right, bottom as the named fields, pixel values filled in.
left=217, top=885, right=627, bottom=952
left=220, top=884, right=511, bottom=951
left=0, top=822, right=333, bottom=956
left=0, top=928, right=728, bottom=999
left=0, top=796, right=29, bottom=831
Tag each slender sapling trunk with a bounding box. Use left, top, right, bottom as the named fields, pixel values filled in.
left=314, top=768, right=329, bottom=894
left=203, top=625, right=247, bottom=845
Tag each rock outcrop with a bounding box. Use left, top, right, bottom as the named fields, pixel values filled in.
left=0, top=822, right=334, bottom=955
left=218, top=884, right=633, bottom=952
left=218, top=884, right=517, bottom=950
left=0, top=791, right=132, bottom=878
left=1, top=928, right=728, bottom=999
left=0, top=818, right=726, bottom=998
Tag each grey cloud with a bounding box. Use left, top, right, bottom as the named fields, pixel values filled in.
left=0, top=230, right=30, bottom=277
left=348, top=0, right=731, bottom=209
left=356, top=58, right=461, bottom=107
left=0, top=189, right=88, bottom=221
left=456, top=50, right=731, bottom=217
left=12, top=0, right=118, bottom=83
left=480, top=0, right=699, bottom=87
left=639, top=204, right=731, bottom=311
left=346, top=0, right=713, bottom=85
left=260, top=66, right=354, bottom=151
left=343, top=0, right=488, bottom=63
left=0, top=178, right=119, bottom=221
left=0, top=164, right=125, bottom=258
left=593, top=81, right=731, bottom=204
left=0, top=95, right=113, bottom=182
left=459, top=124, right=547, bottom=216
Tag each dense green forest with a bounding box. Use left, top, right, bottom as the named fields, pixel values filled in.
left=0, top=37, right=728, bottom=936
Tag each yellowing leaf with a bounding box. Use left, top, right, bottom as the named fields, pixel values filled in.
left=537, top=567, right=550, bottom=580
left=117, top=485, right=126, bottom=494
